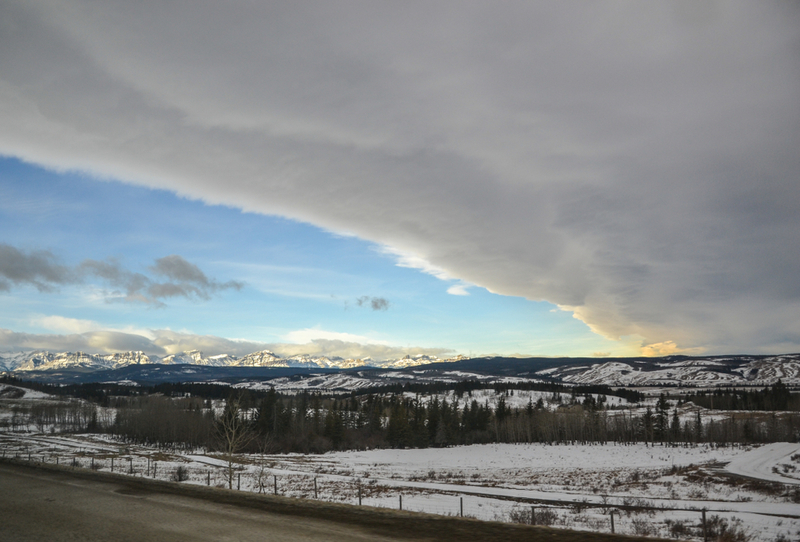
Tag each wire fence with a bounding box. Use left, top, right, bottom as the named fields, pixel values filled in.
left=0, top=436, right=776, bottom=541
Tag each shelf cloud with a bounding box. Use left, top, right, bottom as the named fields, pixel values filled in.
left=1, top=1, right=798, bottom=354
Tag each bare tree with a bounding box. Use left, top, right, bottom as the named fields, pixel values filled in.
left=252, top=436, right=274, bottom=494
left=214, top=393, right=256, bottom=489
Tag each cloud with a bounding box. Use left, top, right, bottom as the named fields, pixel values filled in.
left=0, top=245, right=242, bottom=305
left=0, top=244, right=74, bottom=292
left=30, top=315, right=154, bottom=339
left=1, top=2, right=799, bottom=354
left=379, top=246, right=454, bottom=281
left=272, top=338, right=453, bottom=361
left=283, top=328, right=382, bottom=345
left=640, top=341, right=704, bottom=357
left=446, top=284, right=470, bottom=296
left=355, top=296, right=390, bottom=311
left=0, top=327, right=452, bottom=361
left=31, top=315, right=101, bottom=334
left=0, top=328, right=164, bottom=356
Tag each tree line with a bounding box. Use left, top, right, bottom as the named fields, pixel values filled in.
left=104, top=388, right=800, bottom=454
left=682, top=381, right=798, bottom=411
left=3, top=376, right=798, bottom=454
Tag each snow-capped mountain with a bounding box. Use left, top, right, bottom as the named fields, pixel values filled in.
left=538, top=355, right=800, bottom=386
left=161, top=350, right=205, bottom=365
left=0, top=348, right=457, bottom=373
left=2, top=349, right=798, bottom=387
left=10, top=351, right=155, bottom=372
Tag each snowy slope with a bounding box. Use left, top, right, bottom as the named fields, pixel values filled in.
left=543, top=355, right=800, bottom=386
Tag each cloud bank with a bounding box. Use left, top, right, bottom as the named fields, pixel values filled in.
left=0, top=244, right=242, bottom=305
left=1, top=2, right=798, bottom=353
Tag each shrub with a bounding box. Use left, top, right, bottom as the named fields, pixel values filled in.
left=171, top=465, right=190, bottom=482
left=705, top=515, right=749, bottom=542
left=535, top=508, right=558, bottom=526
left=507, top=506, right=558, bottom=526
left=665, top=519, right=696, bottom=539
left=631, top=518, right=655, bottom=536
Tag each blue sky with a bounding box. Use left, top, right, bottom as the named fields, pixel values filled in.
left=1, top=2, right=798, bottom=358
left=0, top=157, right=628, bottom=358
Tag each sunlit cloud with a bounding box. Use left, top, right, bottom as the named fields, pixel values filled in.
left=447, top=283, right=470, bottom=296
left=640, top=340, right=705, bottom=357
left=30, top=315, right=155, bottom=339
left=282, top=328, right=385, bottom=345
left=379, top=246, right=454, bottom=281
left=31, top=315, right=99, bottom=334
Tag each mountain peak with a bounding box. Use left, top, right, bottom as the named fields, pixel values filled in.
left=0, top=348, right=458, bottom=373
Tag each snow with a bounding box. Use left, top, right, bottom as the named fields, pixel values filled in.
left=2, top=433, right=799, bottom=541
left=0, top=384, right=53, bottom=400
left=540, top=355, right=800, bottom=386
left=318, top=442, right=740, bottom=473
left=725, top=442, right=800, bottom=485
left=4, top=348, right=461, bottom=372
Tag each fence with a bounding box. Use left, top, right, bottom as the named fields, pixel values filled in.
left=0, top=438, right=763, bottom=540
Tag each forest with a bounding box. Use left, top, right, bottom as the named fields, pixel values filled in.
left=3, top=375, right=798, bottom=455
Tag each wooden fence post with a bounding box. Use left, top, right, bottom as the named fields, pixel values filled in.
left=702, top=509, right=708, bottom=542
left=314, top=477, right=318, bottom=499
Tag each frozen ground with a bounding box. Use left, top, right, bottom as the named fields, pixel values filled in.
left=2, top=382, right=798, bottom=540
left=726, top=442, right=800, bottom=485
left=2, top=432, right=798, bottom=541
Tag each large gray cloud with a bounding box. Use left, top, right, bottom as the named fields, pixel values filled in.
left=1, top=2, right=798, bottom=354
left=0, top=245, right=74, bottom=292
left=0, top=244, right=242, bottom=305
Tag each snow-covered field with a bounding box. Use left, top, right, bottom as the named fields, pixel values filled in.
left=2, top=431, right=799, bottom=541
left=2, top=382, right=799, bottom=540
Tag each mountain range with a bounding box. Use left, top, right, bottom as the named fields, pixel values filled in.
left=1, top=350, right=798, bottom=388
left=0, top=349, right=461, bottom=373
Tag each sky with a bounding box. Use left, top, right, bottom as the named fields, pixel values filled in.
left=0, top=1, right=798, bottom=360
